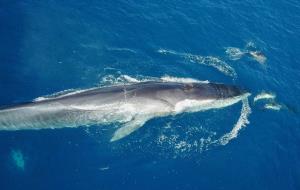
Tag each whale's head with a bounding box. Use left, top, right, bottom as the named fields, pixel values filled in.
left=183, top=83, right=248, bottom=100
left=153, top=82, right=249, bottom=113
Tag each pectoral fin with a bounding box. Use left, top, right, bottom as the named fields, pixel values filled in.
left=110, top=117, right=150, bottom=142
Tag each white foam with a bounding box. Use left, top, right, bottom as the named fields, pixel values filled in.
left=225, top=42, right=267, bottom=64
left=245, top=41, right=256, bottom=49
left=100, top=74, right=208, bottom=86
left=106, top=47, right=137, bottom=53
left=156, top=125, right=217, bottom=156
left=154, top=95, right=252, bottom=156
left=157, top=48, right=178, bottom=55
left=174, top=141, right=192, bottom=152
left=99, top=166, right=110, bottom=171
left=254, top=92, right=276, bottom=102
left=101, top=74, right=156, bottom=86
left=264, top=103, right=282, bottom=111
left=249, top=51, right=267, bottom=64
left=158, top=48, right=237, bottom=78
left=157, top=94, right=251, bottom=153
left=192, top=56, right=237, bottom=78
left=160, top=76, right=209, bottom=83
left=225, top=47, right=246, bottom=60
left=254, top=91, right=282, bottom=111
left=216, top=97, right=251, bottom=145
left=100, top=74, right=136, bottom=85
left=122, top=75, right=142, bottom=83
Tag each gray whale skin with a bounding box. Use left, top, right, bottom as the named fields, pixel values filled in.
left=0, top=81, right=249, bottom=141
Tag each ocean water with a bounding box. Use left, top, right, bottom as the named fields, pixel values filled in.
left=0, top=0, right=299, bottom=189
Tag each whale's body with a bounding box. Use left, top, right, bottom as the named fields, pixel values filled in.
left=0, top=81, right=249, bottom=141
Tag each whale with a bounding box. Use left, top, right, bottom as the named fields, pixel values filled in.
left=0, top=81, right=250, bottom=141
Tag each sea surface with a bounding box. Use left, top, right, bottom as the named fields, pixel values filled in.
left=0, top=0, right=300, bottom=189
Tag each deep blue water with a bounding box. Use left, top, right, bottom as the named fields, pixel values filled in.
left=0, top=0, right=300, bottom=189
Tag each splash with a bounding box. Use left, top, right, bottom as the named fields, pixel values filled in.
left=106, top=47, right=137, bottom=54
left=157, top=48, right=178, bottom=55
left=225, top=47, right=246, bottom=60
left=216, top=97, right=251, bottom=145
left=245, top=41, right=256, bottom=49
left=253, top=91, right=285, bottom=111
left=100, top=74, right=209, bottom=86
left=101, top=74, right=158, bottom=85
left=254, top=92, right=276, bottom=102
left=190, top=55, right=237, bottom=78
left=249, top=51, right=267, bottom=64
left=264, top=103, right=282, bottom=111
left=156, top=128, right=216, bottom=156
left=158, top=48, right=237, bottom=78
left=160, top=76, right=209, bottom=83
left=101, top=74, right=140, bottom=85
left=154, top=96, right=252, bottom=157
left=225, top=42, right=267, bottom=64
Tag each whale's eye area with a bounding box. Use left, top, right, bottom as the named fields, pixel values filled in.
left=183, top=84, right=194, bottom=92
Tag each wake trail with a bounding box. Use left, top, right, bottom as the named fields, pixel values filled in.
left=158, top=48, right=237, bottom=78
left=212, top=97, right=251, bottom=146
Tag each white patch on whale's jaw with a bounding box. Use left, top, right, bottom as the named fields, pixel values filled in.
left=174, top=93, right=251, bottom=114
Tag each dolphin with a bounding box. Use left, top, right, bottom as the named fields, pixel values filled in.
left=0, top=81, right=250, bottom=141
